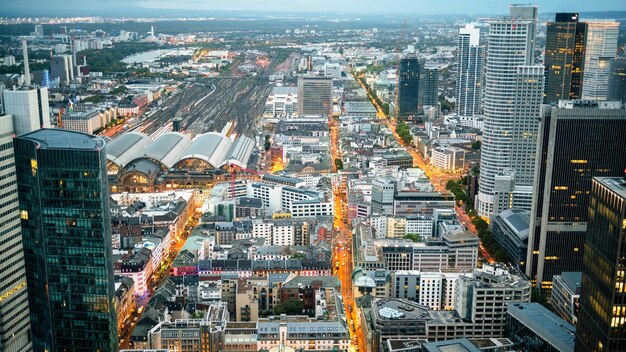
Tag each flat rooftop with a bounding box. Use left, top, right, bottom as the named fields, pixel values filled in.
left=19, top=128, right=105, bottom=150
left=507, top=303, right=575, bottom=352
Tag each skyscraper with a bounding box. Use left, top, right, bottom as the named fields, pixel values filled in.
left=422, top=66, right=439, bottom=107
left=544, top=13, right=587, bottom=103
left=575, top=176, right=626, bottom=352
left=50, top=54, right=74, bottom=86
left=581, top=20, right=619, bottom=101
left=476, top=5, right=537, bottom=217
left=15, top=129, right=118, bottom=351
left=456, top=24, right=483, bottom=117
left=509, top=65, right=545, bottom=186
left=297, top=75, right=333, bottom=117
left=3, top=40, right=51, bottom=135
left=0, top=114, right=32, bottom=352
left=608, top=57, right=626, bottom=103
left=525, top=100, right=626, bottom=294
left=398, top=55, right=423, bottom=122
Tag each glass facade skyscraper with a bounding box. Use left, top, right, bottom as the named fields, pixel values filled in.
left=525, top=101, right=626, bottom=295
left=15, top=129, right=118, bottom=351
left=398, top=55, right=423, bottom=122
left=576, top=177, right=626, bottom=352
left=544, top=13, right=587, bottom=104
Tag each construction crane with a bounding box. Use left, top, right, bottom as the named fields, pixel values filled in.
left=229, top=164, right=261, bottom=199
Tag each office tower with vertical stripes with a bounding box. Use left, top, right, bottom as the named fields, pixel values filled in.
left=0, top=114, right=32, bottom=352
left=526, top=100, right=626, bottom=295
left=456, top=24, right=483, bottom=117
left=576, top=176, right=626, bottom=352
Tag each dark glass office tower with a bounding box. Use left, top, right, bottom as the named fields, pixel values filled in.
left=544, top=13, right=587, bottom=103
left=422, top=67, right=440, bottom=107
left=608, top=57, right=626, bottom=103
left=576, top=177, right=626, bottom=352
left=525, top=101, right=626, bottom=295
left=15, top=129, right=118, bottom=351
left=398, top=55, right=423, bottom=122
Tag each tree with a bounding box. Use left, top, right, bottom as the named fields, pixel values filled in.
left=382, top=103, right=390, bottom=116
left=471, top=140, right=482, bottom=150
left=273, top=299, right=304, bottom=315
left=395, top=122, right=413, bottom=145
left=335, top=158, right=344, bottom=170
left=404, top=234, right=422, bottom=242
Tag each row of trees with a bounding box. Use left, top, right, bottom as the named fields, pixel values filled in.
left=395, top=122, right=413, bottom=145
left=445, top=179, right=509, bottom=263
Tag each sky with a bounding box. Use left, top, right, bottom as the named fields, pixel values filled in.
left=2, top=0, right=626, bottom=16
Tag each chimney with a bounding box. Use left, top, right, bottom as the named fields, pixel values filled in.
left=22, top=40, right=31, bottom=87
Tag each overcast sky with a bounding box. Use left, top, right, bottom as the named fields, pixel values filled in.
left=3, top=0, right=626, bottom=15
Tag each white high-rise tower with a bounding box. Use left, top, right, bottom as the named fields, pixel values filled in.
left=581, top=20, right=619, bottom=101
left=2, top=40, right=51, bottom=136
left=476, top=5, right=539, bottom=217
left=456, top=24, right=483, bottom=117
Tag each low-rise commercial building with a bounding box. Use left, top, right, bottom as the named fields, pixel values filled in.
left=505, top=303, right=575, bottom=352
left=491, top=209, right=529, bottom=270
left=551, top=272, right=581, bottom=325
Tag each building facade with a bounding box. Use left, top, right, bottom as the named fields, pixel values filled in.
left=15, top=129, right=118, bottom=351
left=544, top=13, right=587, bottom=103
left=422, top=67, right=439, bottom=108
left=476, top=7, right=537, bottom=217
left=456, top=24, right=483, bottom=117
left=576, top=177, right=626, bottom=352
left=297, top=76, right=332, bottom=117
left=581, top=20, right=619, bottom=100
left=0, top=115, right=32, bottom=352
left=398, top=55, right=423, bottom=122
left=526, top=101, right=626, bottom=294
left=608, top=57, right=626, bottom=103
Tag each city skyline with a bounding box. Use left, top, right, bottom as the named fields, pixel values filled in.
left=0, top=1, right=625, bottom=351
left=3, top=0, right=626, bottom=16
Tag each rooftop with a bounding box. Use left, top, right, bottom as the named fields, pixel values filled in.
left=19, top=128, right=105, bottom=151
left=507, top=303, right=575, bottom=352
left=372, top=299, right=430, bottom=321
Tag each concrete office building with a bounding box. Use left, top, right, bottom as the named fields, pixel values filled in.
left=371, top=177, right=395, bottom=215
left=509, top=65, right=545, bottom=186
left=297, top=75, right=332, bottom=117
left=3, top=41, right=51, bottom=136
left=398, top=55, right=423, bottom=122
left=491, top=208, right=530, bottom=270
left=15, top=129, right=118, bottom=351
left=456, top=24, right=483, bottom=117
left=476, top=5, right=537, bottom=217
left=608, top=57, right=626, bottom=103
left=50, top=54, right=74, bottom=86
left=581, top=20, right=619, bottom=100
left=455, top=264, right=532, bottom=338
left=544, top=13, right=587, bottom=103
left=0, top=115, right=33, bottom=352
left=264, top=86, right=297, bottom=117
left=526, top=100, right=626, bottom=294
left=576, top=177, right=626, bottom=352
